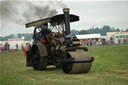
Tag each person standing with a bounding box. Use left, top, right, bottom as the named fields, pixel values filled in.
left=84, top=40, right=87, bottom=47
left=16, top=44, right=18, bottom=51
left=90, top=39, right=92, bottom=46
left=0, top=44, right=2, bottom=53
left=7, top=43, right=10, bottom=52
left=80, top=40, right=84, bottom=46
left=21, top=44, right=24, bottom=50
left=118, top=39, right=121, bottom=45
left=4, top=42, right=7, bottom=52
left=25, top=43, right=31, bottom=66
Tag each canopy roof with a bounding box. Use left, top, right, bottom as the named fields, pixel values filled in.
left=25, top=14, right=79, bottom=28
left=50, top=14, right=79, bottom=25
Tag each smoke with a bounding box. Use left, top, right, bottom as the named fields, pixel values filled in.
left=0, top=0, right=18, bottom=26
left=22, top=2, right=58, bottom=22
left=0, top=0, right=67, bottom=27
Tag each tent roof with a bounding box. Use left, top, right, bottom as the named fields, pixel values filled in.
left=76, top=34, right=101, bottom=39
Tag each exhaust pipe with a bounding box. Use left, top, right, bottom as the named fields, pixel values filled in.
left=63, top=8, right=70, bottom=35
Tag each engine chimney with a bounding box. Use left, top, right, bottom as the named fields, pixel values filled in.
left=63, top=8, right=70, bottom=35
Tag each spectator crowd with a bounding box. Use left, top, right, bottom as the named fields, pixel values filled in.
left=80, top=38, right=128, bottom=47
left=0, top=42, right=19, bottom=53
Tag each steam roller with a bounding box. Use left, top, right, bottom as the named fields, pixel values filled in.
left=25, top=8, right=94, bottom=74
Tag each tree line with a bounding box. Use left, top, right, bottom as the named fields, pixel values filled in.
left=0, top=25, right=128, bottom=41
left=72, top=25, right=128, bottom=35
left=0, top=33, right=33, bottom=41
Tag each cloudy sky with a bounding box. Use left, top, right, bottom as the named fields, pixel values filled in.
left=0, top=0, right=128, bottom=36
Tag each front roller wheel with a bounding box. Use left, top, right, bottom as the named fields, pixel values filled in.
left=61, top=51, right=92, bottom=74
left=32, top=48, right=47, bottom=70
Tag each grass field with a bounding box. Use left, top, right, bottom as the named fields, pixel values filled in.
left=0, top=44, right=128, bottom=85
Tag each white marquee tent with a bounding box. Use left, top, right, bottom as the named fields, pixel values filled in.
left=76, top=34, right=101, bottom=40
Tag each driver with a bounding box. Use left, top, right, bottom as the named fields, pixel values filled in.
left=40, top=23, right=51, bottom=37
left=32, top=23, right=51, bottom=41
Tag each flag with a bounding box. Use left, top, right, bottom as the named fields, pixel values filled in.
left=91, top=25, right=94, bottom=29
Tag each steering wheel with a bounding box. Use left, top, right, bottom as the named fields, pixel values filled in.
left=48, top=32, right=56, bottom=39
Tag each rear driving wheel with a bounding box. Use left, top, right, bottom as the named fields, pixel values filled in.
left=32, top=48, right=47, bottom=70
left=32, top=48, right=41, bottom=70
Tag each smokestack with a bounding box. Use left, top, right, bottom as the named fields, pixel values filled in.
left=63, top=8, right=70, bottom=35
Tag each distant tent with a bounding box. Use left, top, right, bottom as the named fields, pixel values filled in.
left=0, top=41, right=3, bottom=45
left=76, top=34, right=101, bottom=39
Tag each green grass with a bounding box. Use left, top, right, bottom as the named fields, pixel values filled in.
left=0, top=44, right=128, bottom=85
